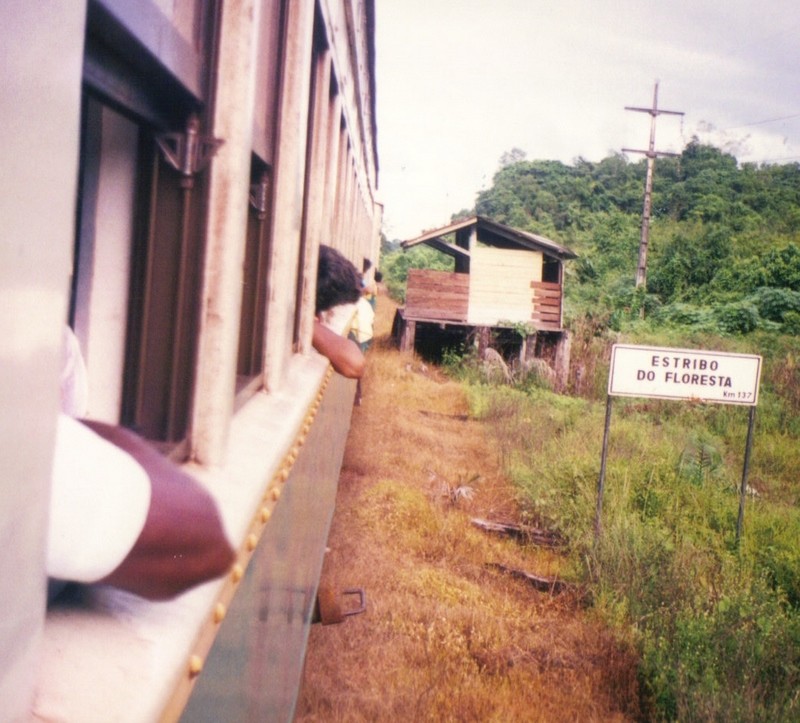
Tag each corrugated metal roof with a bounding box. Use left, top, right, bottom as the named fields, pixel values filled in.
left=402, top=215, right=577, bottom=261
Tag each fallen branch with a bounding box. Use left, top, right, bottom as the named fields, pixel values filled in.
left=418, top=409, right=470, bottom=422
left=471, top=517, right=565, bottom=548
left=486, top=562, right=571, bottom=594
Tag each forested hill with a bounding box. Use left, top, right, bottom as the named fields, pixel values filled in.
left=458, top=140, right=800, bottom=336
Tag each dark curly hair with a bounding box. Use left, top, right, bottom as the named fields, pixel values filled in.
left=315, top=244, right=362, bottom=315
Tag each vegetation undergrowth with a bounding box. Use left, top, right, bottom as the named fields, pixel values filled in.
left=457, top=363, right=800, bottom=721
left=369, top=139, right=800, bottom=720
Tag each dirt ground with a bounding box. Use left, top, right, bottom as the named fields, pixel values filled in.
left=296, top=290, right=641, bottom=722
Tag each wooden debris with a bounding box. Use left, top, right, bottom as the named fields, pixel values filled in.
left=418, top=409, right=470, bottom=422
left=486, top=562, right=570, bottom=594
left=471, top=517, right=565, bottom=548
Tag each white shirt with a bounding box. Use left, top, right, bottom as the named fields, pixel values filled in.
left=47, top=415, right=151, bottom=582
left=352, top=296, right=375, bottom=344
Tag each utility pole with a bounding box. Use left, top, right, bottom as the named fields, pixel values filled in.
left=623, top=81, right=684, bottom=291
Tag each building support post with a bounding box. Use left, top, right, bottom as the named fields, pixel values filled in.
left=477, top=327, right=490, bottom=356
left=401, top=319, right=416, bottom=353
left=521, top=332, right=537, bottom=366
left=553, top=330, right=571, bottom=392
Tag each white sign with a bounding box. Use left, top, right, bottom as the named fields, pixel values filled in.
left=608, top=344, right=762, bottom=406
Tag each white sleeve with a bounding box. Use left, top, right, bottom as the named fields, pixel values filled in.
left=60, top=326, right=88, bottom=417
left=47, top=415, right=152, bottom=583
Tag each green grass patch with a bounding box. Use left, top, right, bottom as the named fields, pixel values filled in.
left=466, top=382, right=800, bottom=721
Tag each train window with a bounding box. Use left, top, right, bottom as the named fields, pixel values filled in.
left=72, top=98, right=209, bottom=448
left=71, top=98, right=139, bottom=425
left=121, top=117, right=209, bottom=447
left=236, top=160, right=273, bottom=398
left=234, top=0, right=283, bottom=404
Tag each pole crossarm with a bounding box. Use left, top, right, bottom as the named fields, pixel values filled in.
left=623, top=81, right=684, bottom=291
left=624, top=105, right=685, bottom=117
left=622, top=147, right=680, bottom=158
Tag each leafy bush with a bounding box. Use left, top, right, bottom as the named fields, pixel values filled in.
left=713, top=301, right=760, bottom=334
left=653, top=301, right=763, bottom=335
left=440, top=343, right=481, bottom=384
left=751, top=512, right=800, bottom=607
left=640, top=577, right=800, bottom=722
left=711, top=244, right=800, bottom=297
left=749, top=287, right=800, bottom=323
left=676, top=434, right=724, bottom=486
left=654, top=303, right=714, bottom=329
left=782, top=310, right=800, bottom=335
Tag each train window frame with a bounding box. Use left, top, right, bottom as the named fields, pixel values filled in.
left=73, top=1, right=219, bottom=450
left=235, top=159, right=273, bottom=406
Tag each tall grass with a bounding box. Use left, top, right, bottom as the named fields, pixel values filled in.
left=465, top=375, right=800, bottom=721
left=298, top=314, right=644, bottom=721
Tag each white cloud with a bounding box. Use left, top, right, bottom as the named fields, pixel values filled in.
left=375, top=0, right=800, bottom=240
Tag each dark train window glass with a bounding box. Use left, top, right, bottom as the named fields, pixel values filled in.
left=236, top=159, right=273, bottom=397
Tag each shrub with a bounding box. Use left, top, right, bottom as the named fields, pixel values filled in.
left=654, top=303, right=713, bottom=328
left=713, top=301, right=760, bottom=334
left=750, top=512, right=800, bottom=607
left=782, top=311, right=800, bottom=335
left=640, top=577, right=800, bottom=722
left=750, top=287, right=800, bottom=322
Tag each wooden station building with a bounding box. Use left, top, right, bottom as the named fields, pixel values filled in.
left=393, top=216, right=577, bottom=383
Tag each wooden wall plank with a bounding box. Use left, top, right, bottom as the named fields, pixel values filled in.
left=405, top=269, right=468, bottom=321
left=468, top=247, right=541, bottom=325
left=531, top=275, right=563, bottom=330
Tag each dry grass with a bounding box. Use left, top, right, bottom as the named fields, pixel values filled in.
left=296, top=292, right=641, bottom=722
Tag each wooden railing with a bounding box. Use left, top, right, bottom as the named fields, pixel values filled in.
left=530, top=280, right=562, bottom=331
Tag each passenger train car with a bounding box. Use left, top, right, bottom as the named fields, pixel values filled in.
left=1, top=0, right=379, bottom=719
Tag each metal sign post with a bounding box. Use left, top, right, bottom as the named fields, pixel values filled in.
left=595, top=395, right=613, bottom=539
left=736, top=406, right=757, bottom=545
left=596, top=344, right=762, bottom=542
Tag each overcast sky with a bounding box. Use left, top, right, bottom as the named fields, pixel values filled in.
left=374, top=0, right=800, bottom=240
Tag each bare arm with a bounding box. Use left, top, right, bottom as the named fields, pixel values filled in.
left=80, top=420, right=235, bottom=601
left=312, top=319, right=365, bottom=379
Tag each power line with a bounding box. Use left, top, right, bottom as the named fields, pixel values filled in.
left=757, top=155, right=800, bottom=163
left=724, top=112, right=800, bottom=131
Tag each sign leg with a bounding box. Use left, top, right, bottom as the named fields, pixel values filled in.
left=595, top=396, right=613, bottom=540
left=735, top=406, right=757, bottom=546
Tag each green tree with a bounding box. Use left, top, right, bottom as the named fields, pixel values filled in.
left=380, top=245, right=453, bottom=303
